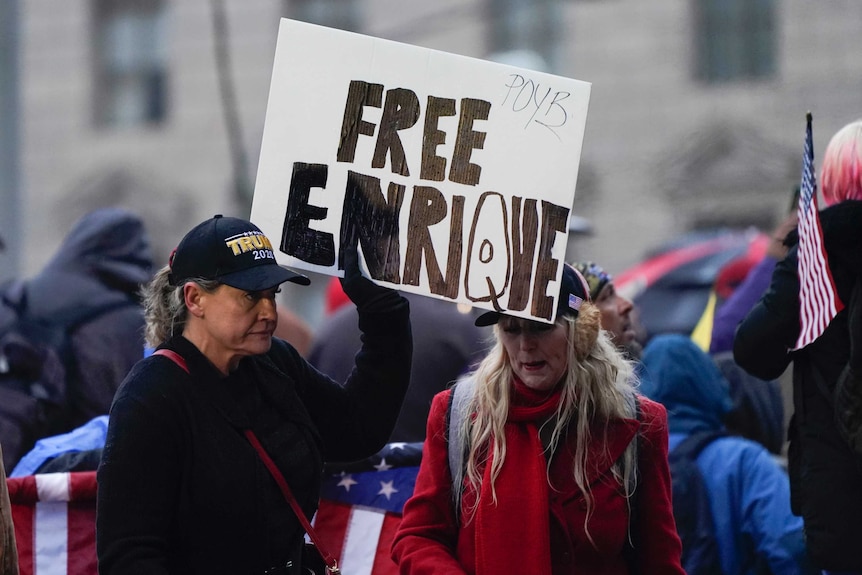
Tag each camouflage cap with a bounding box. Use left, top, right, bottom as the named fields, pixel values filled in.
left=570, top=261, right=612, bottom=301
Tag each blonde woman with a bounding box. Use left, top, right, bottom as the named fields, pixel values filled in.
left=392, top=264, right=683, bottom=574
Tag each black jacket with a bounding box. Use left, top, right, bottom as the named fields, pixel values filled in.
left=734, top=200, right=862, bottom=570
left=25, top=208, right=154, bottom=429
left=96, top=294, right=412, bottom=575
left=308, top=292, right=490, bottom=442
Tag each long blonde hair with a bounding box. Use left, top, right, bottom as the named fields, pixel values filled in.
left=459, top=302, right=639, bottom=538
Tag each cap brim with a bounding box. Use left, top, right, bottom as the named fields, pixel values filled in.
left=475, top=307, right=578, bottom=327
left=474, top=310, right=501, bottom=327
left=219, top=264, right=310, bottom=291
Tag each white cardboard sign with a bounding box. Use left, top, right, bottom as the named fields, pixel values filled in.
left=251, top=19, right=591, bottom=323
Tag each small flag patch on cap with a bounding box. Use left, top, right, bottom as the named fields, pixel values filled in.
left=569, top=294, right=584, bottom=311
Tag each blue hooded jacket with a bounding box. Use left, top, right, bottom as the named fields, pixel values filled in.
left=640, top=334, right=812, bottom=575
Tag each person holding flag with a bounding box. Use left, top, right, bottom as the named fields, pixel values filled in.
left=734, top=116, right=862, bottom=574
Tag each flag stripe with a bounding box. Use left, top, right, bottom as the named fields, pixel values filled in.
left=36, top=473, right=70, bottom=502
left=312, top=499, right=351, bottom=559
left=35, top=501, right=67, bottom=575
left=67, top=502, right=97, bottom=575
left=342, top=507, right=385, bottom=575
left=372, top=514, right=402, bottom=575
left=798, top=215, right=837, bottom=344
left=11, top=499, right=35, bottom=575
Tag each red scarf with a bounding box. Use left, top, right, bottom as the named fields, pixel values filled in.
left=474, top=379, right=562, bottom=575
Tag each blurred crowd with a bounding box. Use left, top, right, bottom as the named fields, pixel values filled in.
left=1, top=119, right=862, bottom=575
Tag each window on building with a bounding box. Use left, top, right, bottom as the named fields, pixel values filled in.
left=286, top=0, right=360, bottom=32
left=93, top=0, right=167, bottom=127
left=693, top=0, right=776, bottom=83
left=488, top=0, right=562, bottom=73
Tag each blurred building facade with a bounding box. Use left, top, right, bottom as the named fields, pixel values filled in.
left=6, top=0, right=862, bottom=326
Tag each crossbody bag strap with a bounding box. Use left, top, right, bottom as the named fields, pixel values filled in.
left=152, top=349, right=188, bottom=373
left=243, top=429, right=339, bottom=574
left=446, top=375, right=477, bottom=522
left=152, top=348, right=340, bottom=574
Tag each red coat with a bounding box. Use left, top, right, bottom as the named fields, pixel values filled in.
left=392, top=391, right=684, bottom=574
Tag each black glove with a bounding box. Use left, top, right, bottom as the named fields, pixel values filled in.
left=339, top=243, right=398, bottom=310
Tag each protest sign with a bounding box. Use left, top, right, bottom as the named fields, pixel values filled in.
left=251, top=19, right=591, bottom=322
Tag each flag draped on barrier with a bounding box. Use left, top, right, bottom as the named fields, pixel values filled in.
left=7, top=443, right=423, bottom=575
left=8, top=471, right=98, bottom=575
left=315, top=442, right=421, bottom=575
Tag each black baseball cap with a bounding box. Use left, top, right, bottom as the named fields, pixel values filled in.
left=474, top=263, right=591, bottom=327
left=168, top=215, right=310, bottom=290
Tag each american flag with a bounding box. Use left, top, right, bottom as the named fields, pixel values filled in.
left=313, top=442, right=420, bottom=575
left=795, top=112, right=843, bottom=349
left=8, top=471, right=98, bottom=575
left=7, top=444, right=422, bottom=575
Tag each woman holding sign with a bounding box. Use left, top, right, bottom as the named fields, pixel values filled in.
left=392, top=264, right=684, bottom=574
left=96, top=215, right=413, bottom=575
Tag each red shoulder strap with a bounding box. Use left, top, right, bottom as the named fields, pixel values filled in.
left=152, top=348, right=189, bottom=374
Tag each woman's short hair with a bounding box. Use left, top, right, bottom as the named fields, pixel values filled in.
left=822, top=119, right=862, bottom=206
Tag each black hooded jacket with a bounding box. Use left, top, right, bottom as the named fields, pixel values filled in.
left=734, top=200, right=862, bottom=570
left=23, top=207, right=154, bottom=429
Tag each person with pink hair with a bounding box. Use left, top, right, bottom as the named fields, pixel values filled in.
left=821, top=119, right=862, bottom=206
left=734, top=117, right=862, bottom=573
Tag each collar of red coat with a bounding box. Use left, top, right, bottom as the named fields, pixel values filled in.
left=548, top=414, right=641, bottom=502
left=587, top=415, right=640, bottom=481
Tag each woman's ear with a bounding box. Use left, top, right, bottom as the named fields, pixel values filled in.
left=184, top=283, right=206, bottom=318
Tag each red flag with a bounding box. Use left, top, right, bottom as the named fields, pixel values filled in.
left=795, top=112, right=843, bottom=349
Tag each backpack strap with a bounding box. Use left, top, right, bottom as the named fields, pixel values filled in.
left=669, top=430, right=725, bottom=575
left=670, top=430, right=726, bottom=461
left=622, top=394, right=643, bottom=574
left=446, top=375, right=476, bottom=518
